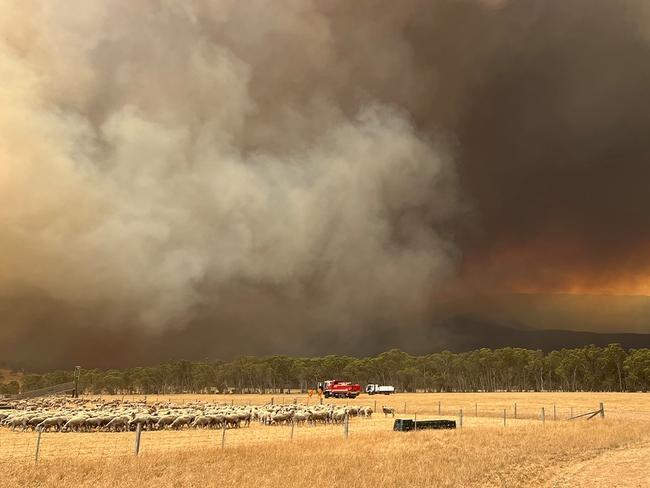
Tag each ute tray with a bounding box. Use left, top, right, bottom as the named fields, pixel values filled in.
left=393, top=418, right=456, bottom=431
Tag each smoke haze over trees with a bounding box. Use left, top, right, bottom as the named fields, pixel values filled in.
left=6, top=345, right=650, bottom=396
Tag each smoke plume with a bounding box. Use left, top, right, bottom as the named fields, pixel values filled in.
left=0, top=0, right=460, bottom=367
left=3, top=0, right=650, bottom=368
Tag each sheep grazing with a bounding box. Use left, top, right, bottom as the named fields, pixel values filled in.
left=191, top=416, right=212, bottom=429
left=309, top=411, right=329, bottom=425
left=104, top=416, right=129, bottom=432
left=36, top=417, right=66, bottom=432
left=223, top=415, right=241, bottom=429
left=170, top=415, right=194, bottom=430
left=0, top=396, right=374, bottom=435
left=155, top=415, right=176, bottom=430
left=382, top=406, right=395, bottom=418
left=293, top=412, right=310, bottom=426
left=63, top=417, right=87, bottom=432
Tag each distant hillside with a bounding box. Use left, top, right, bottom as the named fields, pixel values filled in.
left=431, top=316, right=650, bottom=352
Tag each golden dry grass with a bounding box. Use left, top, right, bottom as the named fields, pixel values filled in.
left=2, top=392, right=649, bottom=487
left=99, top=390, right=647, bottom=419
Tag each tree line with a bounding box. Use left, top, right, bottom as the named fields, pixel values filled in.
left=3, top=344, right=650, bottom=396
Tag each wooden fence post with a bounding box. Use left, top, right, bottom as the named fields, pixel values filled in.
left=600, top=402, right=605, bottom=418
left=134, top=423, right=142, bottom=456
left=459, top=409, right=463, bottom=429
left=541, top=407, right=545, bottom=425
left=571, top=407, right=573, bottom=418
left=404, top=402, right=406, bottom=414
left=290, top=418, right=295, bottom=441
left=344, top=413, right=349, bottom=440
left=503, top=409, right=506, bottom=426
left=475, top=403, right=478, bottom=417
left=221, top=422, right=226, bottom=449
left=414, top=412, right=417, bottom=432
left=438, top=401, right=441, bottom=415
left=271, top=397, right=274, bottom=405
left=34, top=428, right=42, bottom=465
left=553, top=404, right=556, bottom=421
left=514, top=403, right=517, bottom=419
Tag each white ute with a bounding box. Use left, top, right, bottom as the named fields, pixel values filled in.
left=366, top=384, right=395, bottom=395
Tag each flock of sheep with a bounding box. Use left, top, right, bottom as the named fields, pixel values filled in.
left=0, top=397, right=382, bottom=433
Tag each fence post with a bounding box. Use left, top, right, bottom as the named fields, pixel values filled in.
left=541, top=407, right=545, bottom=425
left=403, top=402, right=406, bottom=414
left=221, top=422, right=226, bottom=449
left=553, top=404, right=556, bottom=421
left=438, top=401, right=441, bottom=415
left=514, top=402, right=517, bottom=419
left=34, top=428, right=42, bottom=465
left=459, top=409, right=463, bottom=429
left=475, top=403, right=478, bottom=417
left=344, top=413, right=349, bottom=440
left=134, top=423, right=142, bottom=456
left=291, top=418, right=295, bottom=441
left=600, top=402, right=605, bottom=418
left=414, top=412, right=417, bottom=431
left=271, top=397, right=274, bottom=406
left=73, top=366, right=81, bottom=398
left=374, top=400, right=377, bottom=412
left=571, top=406, right=573, bottom=419
left=503, top=409, right=506, bottom=426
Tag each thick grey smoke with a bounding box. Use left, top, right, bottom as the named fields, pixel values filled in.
left=0, top=0, right=459, bottom=366
left=5, top=0, right=650, bottom=369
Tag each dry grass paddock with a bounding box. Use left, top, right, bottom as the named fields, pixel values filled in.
left=104, top=391, right=648, bottom=420
left=2, top=392, right=650, bottom=487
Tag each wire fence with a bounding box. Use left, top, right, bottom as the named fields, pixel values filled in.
left=0, top=420, right=361, bottom=464
left=0, top=401, right=606, bottom=465
left=356, top=398, right=607, bottom=421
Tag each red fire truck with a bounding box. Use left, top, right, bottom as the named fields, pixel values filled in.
left=318, top=380, right=362, bottom=399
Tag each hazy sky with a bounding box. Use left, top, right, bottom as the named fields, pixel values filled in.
left=2, top=0, right=650, bottom=368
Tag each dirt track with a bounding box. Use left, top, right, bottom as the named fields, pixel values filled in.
left=548, top=441, right=650, bottom=488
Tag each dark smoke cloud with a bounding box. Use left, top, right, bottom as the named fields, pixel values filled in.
left=452, top=1, right=650, bottom=295
left=2, top=0, right=650, bottom=368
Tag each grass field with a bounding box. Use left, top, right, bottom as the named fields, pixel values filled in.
left=98, top=391, right=645, bottom=419
left=2, top=392, right=650, bottom=487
